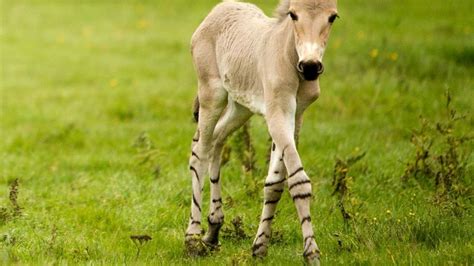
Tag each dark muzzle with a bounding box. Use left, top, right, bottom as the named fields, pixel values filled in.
left=297, top=61, right=324, bottom=81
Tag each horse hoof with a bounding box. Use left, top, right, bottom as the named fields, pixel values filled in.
left=304, top=249, right=321, bottom=266
left=252, top=243, right=268, bottom=258
left=185, top=235, right=209, bottom=257
left=202, top=235, right=221, bottom=251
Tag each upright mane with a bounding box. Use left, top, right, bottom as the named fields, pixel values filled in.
left=275, top=0, right=290, bottom=22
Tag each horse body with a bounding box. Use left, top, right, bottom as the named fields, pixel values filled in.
left=185, top=1, right=338, bottom=264
left=192, top=1, right=276, bottom=115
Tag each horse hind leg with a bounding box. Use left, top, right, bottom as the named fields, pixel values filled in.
left=202, top=101, right=252, bottom=247
left=252, top=142, right=287, bottom=257
left=185, top=77, right=227, bottom=256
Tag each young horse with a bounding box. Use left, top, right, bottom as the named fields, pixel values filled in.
left=185, top=0, right=338, bottom=263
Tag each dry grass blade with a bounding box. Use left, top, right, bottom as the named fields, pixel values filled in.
left=9, top=179, right=21, bottom=217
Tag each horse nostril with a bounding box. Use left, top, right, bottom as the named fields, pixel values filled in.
left=297, top=62, right=304, bottom=72
left=315, top=61, right=324, bottom=74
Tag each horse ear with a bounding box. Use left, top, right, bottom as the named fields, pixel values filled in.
left=275, top=0, right=291, bottom=22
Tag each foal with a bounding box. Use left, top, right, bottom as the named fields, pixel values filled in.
left=185, top=0, right=338, bottom=263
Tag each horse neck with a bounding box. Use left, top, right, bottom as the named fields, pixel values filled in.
left=268, top=19, right=299, bottom=69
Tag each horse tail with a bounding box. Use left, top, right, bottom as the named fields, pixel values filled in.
left=192, top=96, right=200, bottom=123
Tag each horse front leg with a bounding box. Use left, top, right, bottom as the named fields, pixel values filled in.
left=252, top=142, right=287, bottom=257
left=264, top=101, right=320, bottom=264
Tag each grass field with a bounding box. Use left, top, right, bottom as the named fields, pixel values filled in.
left=1, top=0, right=473, bottom=264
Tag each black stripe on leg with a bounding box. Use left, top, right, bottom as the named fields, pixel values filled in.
left=191, top=151, right=200, bottom=160
left=262, top=215, right=274, bottom=223
left=252, top=242, right=265, bottom=253
left=301, top=216, right=312, bottom=225
left=273, top=170, right=280, bottom=175
left=273, top=188, right=284, bottom=193
left=191, top=220, right=201, bottom=225
left=272, top=143, right=276, bottom=151
left=288, top=179, right=311, bottom=190
left=257, top=231, right=270, bottom=239
left=193, top=195, right=201, bottom=212
left=210, top=173, right=220, bottom=184
left=212, top=198, right=222, bottom=204
left=303, top=240, right=319, bottom=258
left=304, top=235, right=314, bottom=244
left=264, top=179, right=286, bottom=187
left=292, top=193, right=312, bottom=201
left=208, top=216, right=222, bottom=226
left=264, top=198, right=280, bottom=205
left=190, top=166, right=199, bottom=182
left=289, top=167, right=304, bottom=178
left=192, top=138, right=199, bottom=142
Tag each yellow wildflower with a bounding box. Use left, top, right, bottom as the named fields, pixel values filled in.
left=82, top=27, right=92, bottom=38
left=109, top=79, right=118, bottom=88
left=137, top=19, right=150, bottom=30
left=389, top=52, right=399, bottom=61
left=370, top=49, right=379, bottom=58
left=56, top=34, right=65, bottom=44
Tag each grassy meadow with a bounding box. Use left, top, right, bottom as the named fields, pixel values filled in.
left=1, top=0, right=473, bottom=264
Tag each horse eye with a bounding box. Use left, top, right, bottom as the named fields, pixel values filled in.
left=288, top=11, right=298, bottom=21
left=329, top=14, right=339, bottom=23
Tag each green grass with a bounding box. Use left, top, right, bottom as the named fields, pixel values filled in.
left=1, top=0, right=473, bottom=264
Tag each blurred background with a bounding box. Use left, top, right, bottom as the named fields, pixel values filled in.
left=1, top=0, right=473, bottom=264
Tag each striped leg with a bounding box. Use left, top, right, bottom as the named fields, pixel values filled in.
left=252, top=142, right=287, bottom=257
left=185, top=80, right=227, bottom=255
left=203, top=101, right=252, bottom=247
left=265, top=109, right=320, bottom=264
left=284, top=146, right=320, bottom=263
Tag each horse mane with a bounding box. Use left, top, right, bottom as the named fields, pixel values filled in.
left=275, top=0, right=290, bottom=22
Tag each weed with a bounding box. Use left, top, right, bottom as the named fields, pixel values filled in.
left=47, top=225, right=59, bottom=256
left=225, top=121, right=261, bottom=196
left=41, top=123, right=84, bottom=148
left=1, top=178, right=22, bottom=224
left=0, top=207, right=8, bottom=224
left=223, top=121, right=256, bottom=174
left=9, top=179, right=21, bottom=217
left=228, top=122, right=256, bottom=174
left=130, top=235, right=152, bottom=259
left=221, top=216, right=250, bottom=240
left=402, top=89, right=472, bottom=210
left=133, top=132, right=161, bottom=177
left=228, top=250, right=254, bottom=265
left=332, top=151, right=366, bottom=223
left=220, top=144, right=232, bottom=167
